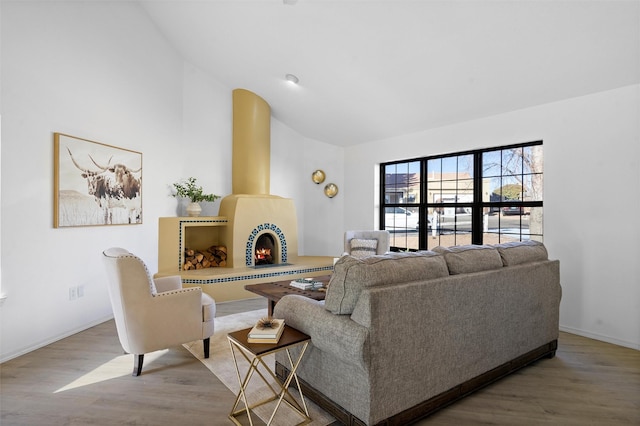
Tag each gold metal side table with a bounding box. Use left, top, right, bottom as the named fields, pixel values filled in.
left=227, top=325, right=311, bottom=426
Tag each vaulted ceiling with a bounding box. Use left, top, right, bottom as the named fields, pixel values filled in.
left=139, top=0, right=640, bottom=147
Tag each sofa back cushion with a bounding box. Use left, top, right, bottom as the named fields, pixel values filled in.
left=433, top=245, right=503, bottom=275
left=495, top=240, right=548, bottom=266
left=325, top=251, right=449, bottom=315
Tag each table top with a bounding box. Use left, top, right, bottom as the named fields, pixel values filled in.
left=227, top=325, right=311, bottom=356
left=244, top=276, right=331, bottom=302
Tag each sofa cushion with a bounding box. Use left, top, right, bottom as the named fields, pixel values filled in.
left=350, top=238, right=378, bottom=258
left=433, top=245, right=503, bottom=275
left=495, top=240, right=548, bottom=266
left=325, top=251, right=449, bottom=315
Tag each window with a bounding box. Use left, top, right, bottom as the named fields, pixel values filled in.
left=382, top=161, right=421, bottom=250
left=381, top=141, right=543, bottom=251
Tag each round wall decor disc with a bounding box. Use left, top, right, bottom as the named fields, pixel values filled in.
left=324, top=183, right=338, bottom=198
left=312, top=169, right=326, bottom=184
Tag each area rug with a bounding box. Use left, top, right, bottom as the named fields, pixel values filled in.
left=184, top=309, right=335, bottom=425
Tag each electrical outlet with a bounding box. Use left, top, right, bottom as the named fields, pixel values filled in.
left=77, top=285, right=85, bottom=298
left=69, top=286, right=77, bottom=300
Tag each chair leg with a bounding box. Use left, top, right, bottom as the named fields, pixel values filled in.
left=132, top=354, right=144, bottom=376
left=203, top=337, right=210, bottom=359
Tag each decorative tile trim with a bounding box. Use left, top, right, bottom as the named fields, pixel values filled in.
left=245, top=223, right=288, bottom=267
left=182, top=265, right=334, bottom=285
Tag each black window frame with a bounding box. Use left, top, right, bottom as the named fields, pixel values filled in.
left=380, top=141, right=543, bottom=251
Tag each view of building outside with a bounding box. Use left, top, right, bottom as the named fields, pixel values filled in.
left=382, top=142, right=543, bottom=251
left=383, top=161, right=420, bottom=250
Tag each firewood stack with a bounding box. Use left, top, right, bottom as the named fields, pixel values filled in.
left=183, top=245, right=227, bottom=270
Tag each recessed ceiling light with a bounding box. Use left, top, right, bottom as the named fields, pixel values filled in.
left=285, top=74, right=299, bottom=84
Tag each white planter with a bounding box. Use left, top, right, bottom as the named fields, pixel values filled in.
left=186, top=202, right=202, bottom=217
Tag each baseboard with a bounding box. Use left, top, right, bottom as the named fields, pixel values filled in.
left=0, top=315, right=114, bottom=364
left=560, top=325, right=640, bottom=350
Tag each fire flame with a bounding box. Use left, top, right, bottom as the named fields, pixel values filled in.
left=255, top=248, right=271, bottom=260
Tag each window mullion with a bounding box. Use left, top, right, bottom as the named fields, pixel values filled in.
left=472, top=152, right=483, bottom=245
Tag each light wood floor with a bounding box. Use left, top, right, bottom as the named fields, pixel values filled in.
left=1, top=298, right=639, bottom=425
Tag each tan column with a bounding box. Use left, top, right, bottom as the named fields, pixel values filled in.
left=232, top=88, right=270, bottom=195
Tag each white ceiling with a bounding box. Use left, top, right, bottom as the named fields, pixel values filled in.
left=139, top=0, right=640, bottom=147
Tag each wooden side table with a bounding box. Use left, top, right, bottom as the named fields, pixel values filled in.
left=227, top=325, right=312, bottom=425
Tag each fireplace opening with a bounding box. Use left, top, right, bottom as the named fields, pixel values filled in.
left=255, top=233, right=276, bottom=266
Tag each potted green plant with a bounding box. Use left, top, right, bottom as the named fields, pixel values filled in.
left=171, top=177, right=220, bottom=217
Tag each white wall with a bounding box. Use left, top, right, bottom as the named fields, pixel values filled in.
left=270, top=120, right=345, bottom=257
left=0, top=1, right=233, bottom=362
left=344, top=84, right=640, bottom=350
left=178, top=63, right=233, bottom=218
left=0, top=1, right=343, bottom=362
left=300, top=136, right=345, bottom=257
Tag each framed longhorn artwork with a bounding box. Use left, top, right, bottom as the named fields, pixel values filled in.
left=54, top=133, right=143, bottom=228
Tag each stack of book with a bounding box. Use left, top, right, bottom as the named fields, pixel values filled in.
left=290, top=278, right=324, bottom=290
left=247, top=319, right=285, bottom=344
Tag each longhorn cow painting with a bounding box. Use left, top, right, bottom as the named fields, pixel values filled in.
left=54, top=133, right=142, bottom=227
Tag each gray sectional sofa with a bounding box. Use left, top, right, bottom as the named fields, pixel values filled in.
left=274, top=241, right=561, bottom=425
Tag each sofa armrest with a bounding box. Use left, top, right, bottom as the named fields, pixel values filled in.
left=274, top=295, right=369, bottom=369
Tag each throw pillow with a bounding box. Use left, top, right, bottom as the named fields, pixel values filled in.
left=349, top=238, right=378, bottom=258
left=435, top=245, right=503, bottom=275
left=495, top=240, right=548, bottom=266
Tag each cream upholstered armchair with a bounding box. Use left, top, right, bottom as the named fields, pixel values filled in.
left=102, top=248, right=215, bottom=376
left=344, top=230, right=391, bottom=258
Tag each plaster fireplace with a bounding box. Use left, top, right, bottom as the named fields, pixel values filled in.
left=218, top=193, right=299, bottom=268
left=217, top=88, right=300, bottom=268
left=156, top=88, right=332, bottom=302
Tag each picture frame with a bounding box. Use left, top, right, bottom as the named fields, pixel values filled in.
left=54, top=133, right=143, bottom=228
